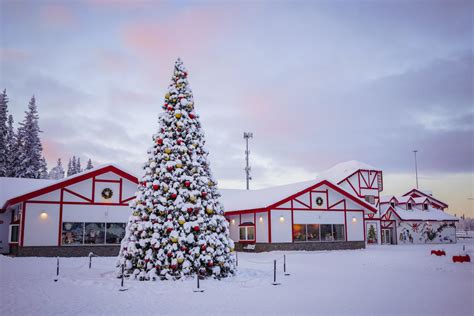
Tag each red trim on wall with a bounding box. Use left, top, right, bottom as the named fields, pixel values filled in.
left=402, top=189, right=448, bottom=208
left=119, top=178, right=123, bottom=203
left=57, top=189, right=64, bottom=246
left=94, top=179, right=121, bottom=183
left=63, top=188, right=92, bottom=203
left=20, top=202, right=25, bottom=247
left=24, top=200, right=131, bottom=206
left=92, top=177, right=96, bottom=202
left=3, top=165, right=138, bottom=210
left=344, top=200, right=348, bottom=241
left=268, top=209, right=272, bottom=243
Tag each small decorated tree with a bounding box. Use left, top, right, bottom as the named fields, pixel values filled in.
left=367, top=225, right=377, bottom=243
left=117, top=59, right=235, bottom=280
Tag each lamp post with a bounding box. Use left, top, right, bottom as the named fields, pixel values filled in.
left=243, top=132, right=253, bottom=190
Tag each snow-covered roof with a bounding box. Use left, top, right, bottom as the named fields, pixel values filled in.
left=380, top=195, right=397, bottom=203
left=0, top=177, right=57, bottom=208
left=319, top=160, right=381, bottom=184
left=1, top=164, right=138, bottom=210
left=392, top=206, right=457, bottom=221
left=413, top=197, right=429, bottom=204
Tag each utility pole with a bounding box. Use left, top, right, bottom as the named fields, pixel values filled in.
left=413, top=150, right=419, bottom=189
left=243, top=132, right=253, bottom=190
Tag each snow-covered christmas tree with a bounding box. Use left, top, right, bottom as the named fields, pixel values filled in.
left=118, top=59, right=235, bottom=281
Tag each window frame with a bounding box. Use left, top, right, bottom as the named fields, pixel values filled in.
left=293, top=223, right=345, bottom=242
left=407, top=202, right=412, bottom=210
left=61, top=222, right=126, bottom=246
left=8, top=224, right=19, bottom=244
left=239, top=225, right=255, bottom=243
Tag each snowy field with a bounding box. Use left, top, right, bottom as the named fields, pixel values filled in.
left=1, top=242, right=473, bottom=316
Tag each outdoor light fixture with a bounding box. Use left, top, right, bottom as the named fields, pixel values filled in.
left=40, top=212, right=48, bottom=220
left=231, top=219, right=236, bottom=224
left=279, top=216, right=285, bottom=223
left=352, top=217, right=357, bottom=223
left=259, top=216, right=263, bottom=223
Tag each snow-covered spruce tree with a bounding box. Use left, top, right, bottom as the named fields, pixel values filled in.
left=49, top=158, right=65, bottom=179
left=85, top=158, right=93, bottom=170
left=118, top=59, right=235, bottom=281
left=6, top=115, right=18, bottom=177
left=76, top=157, right=82, bottom=173
left=0, top=89, right=9, bottom=176
left=16, top=96, right=48, bottom=178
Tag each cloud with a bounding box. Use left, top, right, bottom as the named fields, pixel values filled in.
left=39, top=4, right=77, bottom=27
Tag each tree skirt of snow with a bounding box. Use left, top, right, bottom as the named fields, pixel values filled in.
left=1, top=241, right=473, bottom=315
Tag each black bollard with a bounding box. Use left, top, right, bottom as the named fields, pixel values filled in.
left=119, top=264, right=128, bottom=291
left=89, top=255, right=92, bottom=269
left=272, top=259, right=281, bottom=286
left=463, top=245, right=465, bottom=252
left=54, top=257, right=59, bottom=282
left=236, top=252, right=238, bottom=267
left=194, top=271, right=204, bottom=293
left=284, top=255, right=290, bottom=276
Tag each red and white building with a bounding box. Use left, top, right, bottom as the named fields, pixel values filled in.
left=221, top=161, right=458, bottom=250
left=0, top=161, right=458, bottom=256
left=0, top=165, right=138, bottom=256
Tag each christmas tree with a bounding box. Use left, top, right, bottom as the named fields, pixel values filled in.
left=368, top=225, right=377, bottom=243
left=117, top=59, right=235, bottom=281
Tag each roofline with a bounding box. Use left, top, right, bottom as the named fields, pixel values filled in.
left=1, top=165, right=138, bottom=211
left=337, top=169, right=382, bottom=186
left=269, top=179, right=378, bottom=213
left=403, top=189, right=448, bottom=207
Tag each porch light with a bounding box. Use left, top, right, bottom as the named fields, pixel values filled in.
left=231, top=219, right=236, bottom=225
left=40, top=212, right=48, bottom=220
left=259, top=216, right=263, bottom=223
left=279, top=216, right=285, bottom=223
left=352, top=217, right=357, bottom=223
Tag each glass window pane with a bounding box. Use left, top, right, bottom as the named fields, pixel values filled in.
left=85, top=223, right=105, bottom=244
left=62, top=222, right=84, bottom=245
left=333, top=224, right=345, bottom=241
left=293, top=224, right=306, bottom=242
left=307, top=224, right=320, bottom=241
left=247, top=227, right=255, bottom=240
left=239, top=227, right=246, bottom=240
left=10, top=225, right=19, bottom=243
left=321, top=224, right=333, bottom=241
left=106, top=223, right=126, bottom=244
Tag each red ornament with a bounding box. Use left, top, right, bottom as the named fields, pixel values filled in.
left=193, top=226, right=200, bottom=232
left=177, top=139, right=183, bottom=145
left=171, top=193, right=177, bottom=199
left=167, top=106, right=173, bottom=111
left=201, top=245, right=206, bottom=251
left=167, top=227, right=173, bottom=233
left=189, top=113, right=195, bottom=119
left=184, top=181, right=191, bottom=188
left=167, top=166, right=174, bottom=172
left=155, top=265, right=160, bottom=269
left=167, top=252, right=173, bottom=258
left=153, top=184, right=160, bottom=190
left=201, top=192, right=207, bottom=198
left=170, top=264, right=177, bottom=270
left=187, top=207, right=193, bottom=213
left=156, top=138, right=163, bottom=145
left=207, top=261, right=214, bottom=267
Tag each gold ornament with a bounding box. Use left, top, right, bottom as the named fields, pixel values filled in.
left=175, top=113, right=182, bottom=119
left=177, top=258, right=184, bottom=264
left=178, top=219, right=185, bottom=225
left=164, top=155, right=170, bottom=161
left=133, top=211, right=140, bottom=216
left=165, top=93, right=170, bottom=99
left=189, top=195, right=197, bottom=203
left=230, top=247, right=235, bottom=252
left=176, top=163, right=182, bottom=169
left=206, top=206, right=214, bottom=215
left=170, top=237, right=178, bottom=243
left=164, top=148, right=172, bottom=154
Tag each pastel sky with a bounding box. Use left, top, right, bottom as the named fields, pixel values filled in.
left=1, top=0, right=472, bottom=216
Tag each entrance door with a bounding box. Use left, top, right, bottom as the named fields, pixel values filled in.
left=382, top=229, right=392, bottom=244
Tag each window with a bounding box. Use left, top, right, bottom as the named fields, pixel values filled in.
left=390, top=201, right=395, bottom=208
left=293, top=224, right=344, bottom=242
left=12, top=206, right=21, bottom=223
left=85, top=223, right=105, bottom=244
left=8, top=224, right=19, bottom=243
left=106, top=223, right=126, bottom=244
left=407, top=203, right=412, bottom=210
left=239, top=226, right=255, bottom=241
left=62, top=222, right=125, bottom=246
left=365, top=195, right=375, bottom=204
left=423, top=203, right=428, bottom=210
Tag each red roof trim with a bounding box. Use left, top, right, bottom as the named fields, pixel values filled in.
left=269, top=180, right=378, bottom=213
left=2, top=165, right=138, bottom=210
left=403, top=189, right=448, bottom=207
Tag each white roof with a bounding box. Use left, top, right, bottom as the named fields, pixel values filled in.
left=380, top=195, right=397, bottom=203
left=0, top=177, right=57, bottom=207
left=380, top=204, right=457, bottom=221
left=319, top=160, right=380, bottom=184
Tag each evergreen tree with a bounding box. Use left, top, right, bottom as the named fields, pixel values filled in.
left=68, top=156, right=77, bottom=176
left=0, top=89, right=9, bottom=176
left=5, top=115, right=18, bottom=177
left=85, top=158, right=93, bottom=170
left=118, top=59, right=235, bottom=281
left=76, top=157, right=82, bottom=173
left=67, top=158, right=73, bottom=177
left=16, top=96, right=48, bottom=178
left=49, top=158, right=65, bottom=179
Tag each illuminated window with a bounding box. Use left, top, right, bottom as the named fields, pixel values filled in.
left=293, top=224, right=343, bottom=242
left=239, top=225, right=255, bottom=241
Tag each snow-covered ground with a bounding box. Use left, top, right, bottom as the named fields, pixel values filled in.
left=1, top=241, right=473, bottom=316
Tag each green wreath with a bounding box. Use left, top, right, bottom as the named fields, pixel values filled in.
left=101, top=188, right=113, bottom=199
left=315, top=197, right=324, bottom=206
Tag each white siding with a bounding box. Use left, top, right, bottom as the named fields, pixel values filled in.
left=95, top=172, right=121, bottom=181
left=122, top=179, right=137, bottom=200
left=227, top=215, right=239, bottom=242
left=62, top=204, right=131, bottom=223
left=241, top=213, right=254, bottom=224
left=270, top=210, right=292, bottom=243
left=346, top=211, right=364, bottom=241
left=94, top=182, right=120, bottom=203
left=256, top=212, right=268, bottom=243
left=65, top=179, right=93, bottom=200
left=29, top=190, right=60, bottom=202
left=293, top=210, right=344, bottom=224
left=24, top=203, right=60, bottom=246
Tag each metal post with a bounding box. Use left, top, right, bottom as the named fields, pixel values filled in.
left=236, top=252, right=238, bottom=267
left=193, top=271, right=204, bottom=292
left=272, top=259, right=280, bottom=285
left=119, top=264, right=128, bottom=291
left=284, top=255, right=290, bottom=276
left=54, top=257, right=59, bottom=282
left=243, top=132, right=253, bottom=190
left=413, top=150, right=419, bottom=189
left=89, top=255, right=92, bottom=269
